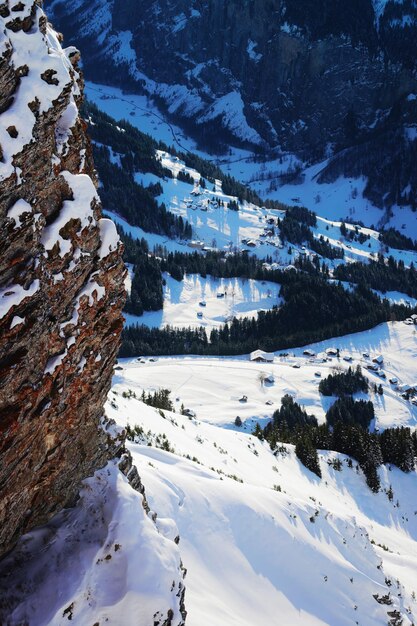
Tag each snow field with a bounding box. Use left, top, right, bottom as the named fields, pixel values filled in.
left=118, top=322, right=417, bottom=432
left=106, top=352, right=417, bottom=626
left=125, top=273, right=282, bottom=331
left=0, top=461, right=185, bottom=626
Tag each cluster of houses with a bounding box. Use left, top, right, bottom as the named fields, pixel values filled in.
left=241, top=229, right=284, bottom=251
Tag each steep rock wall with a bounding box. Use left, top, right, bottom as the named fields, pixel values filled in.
left=0, top=0, right=126, bottom=556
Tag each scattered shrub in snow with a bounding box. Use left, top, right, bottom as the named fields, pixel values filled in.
left=327, top=458, right=343, bottom=471
left=125, top=424, right=146, bottom=443
left=141, top=388, right=174, bottom=411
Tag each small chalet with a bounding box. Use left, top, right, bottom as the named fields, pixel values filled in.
left=325, top=348, right=338, bottom=356
left=250, top=350, right=274, bottom=363
left=188, top=240, right=204, bottom=250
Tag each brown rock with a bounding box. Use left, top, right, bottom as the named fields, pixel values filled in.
left=0, top=0, right=126, bottom=557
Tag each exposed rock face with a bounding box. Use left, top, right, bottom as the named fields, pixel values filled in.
left=45, top=0, right=417, bottom=207
left=0, top=0, right=126, bottom=557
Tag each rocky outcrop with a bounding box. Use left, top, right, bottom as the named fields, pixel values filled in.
left=0, top=0, right=126, bottom=557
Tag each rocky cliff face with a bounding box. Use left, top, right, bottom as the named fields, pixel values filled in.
left=45, top=0, right=417, bottom=208
left=0, top=0, right=126, bottom=556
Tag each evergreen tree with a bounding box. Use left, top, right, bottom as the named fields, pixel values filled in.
left=295, top=435, right=322, bottom=478
left=326, top=396, right=375, bottom=429
left=253, top=423, right=264, bottom=440
left=380, top=427, right=415, bottom=472
left=319, top=365, right=368, bottom=396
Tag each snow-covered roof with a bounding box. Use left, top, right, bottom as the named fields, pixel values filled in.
left=250, top=349, right=274, bottom=362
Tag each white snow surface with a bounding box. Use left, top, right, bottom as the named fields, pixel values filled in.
left=6, top=199, right=31, bottom=227
left=0, top=462, right=185, bottom=626
left=104, top=321, right=417, bottom=625
left=0, top=4, right=79, bottom=181
left=4, top=323, right=417, bottom=625
left=197, top=91, right=263, bottom=146
left=119, top=322, right=417, bottom=432
left=41, top=171, right=98, bottom=257
left=0, top=279, right=40, bottom=320
left=10, top=315, right=25, bottom=329
left=97, top=217, right=119, bottom=259
left=125, top=273, right=282, bottom=331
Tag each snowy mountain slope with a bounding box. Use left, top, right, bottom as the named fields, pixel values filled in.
left=85, top=85, right=417, bottom=263
left=125, top=273, right=282, bottom=331
left=153, top=155, right=417, bottom=265
left=3, top=2, right=417, bottom=624
left=0, top=461, right=186, bottom=626
left=3, top=322, right=417, bottom=625
left=117, top=322, right=417, bottom=431
left=130, top=156, right=417, bottom=273
left=82, top=96, right=417, bottom=358
left=104, top=322, right=417, bottom=625
left=125, top=445, right=417, bottom=626
left=86, top=81, right=417, bottom=237
left=46, top=0, right=417, bottom=213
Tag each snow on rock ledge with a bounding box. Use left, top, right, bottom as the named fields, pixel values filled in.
left=0, top=461, right=186, bottom=626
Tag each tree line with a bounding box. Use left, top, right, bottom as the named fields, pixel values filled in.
left=279, top=207, right=344, bottom=260
left=260, top=394, right=417, bottom=492
left=120, top=273, right=414, bottom=356
left=334, top=255, right=417, bottom=299
left=84, top=99, right=277, bottom=212
left=93, top=144, right=192, bottom=239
